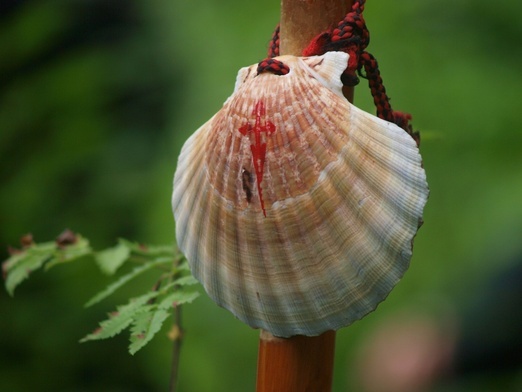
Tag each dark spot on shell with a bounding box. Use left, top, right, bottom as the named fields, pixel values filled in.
left=242, top=168, right=254, bottom=203
left=309, top=58, right=324, bottom=69
left=243, top=67, right=252, bottom=83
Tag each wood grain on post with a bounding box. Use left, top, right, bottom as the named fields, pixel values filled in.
left=280, top=0, right=352, bottom=56
left=256, top=330, right=336, bottom=392
left=256, top=1, right=355, bottom=391
left=281, top=0, right=355, bottom=103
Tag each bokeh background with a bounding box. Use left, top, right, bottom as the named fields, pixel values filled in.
left=1, top=0, right=521, bottom=391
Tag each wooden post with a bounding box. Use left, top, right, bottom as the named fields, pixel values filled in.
left=256, top=330, right=337, bottom=392
left=256, top=1, right=355, bottom=391
left=280, top=0, right=355, bottom=102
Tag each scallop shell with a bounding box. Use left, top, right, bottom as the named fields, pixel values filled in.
left=172, top=51, right=428, bottom=337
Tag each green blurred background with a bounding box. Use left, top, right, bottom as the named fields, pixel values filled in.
left=1, top=0, right=521, bottom=391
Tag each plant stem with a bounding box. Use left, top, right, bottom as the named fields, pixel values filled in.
left=256, top=1, right=355, bottom=391
left=168, top=305, right=183, bottom=392
left=168, top=255, right=184, bottom=392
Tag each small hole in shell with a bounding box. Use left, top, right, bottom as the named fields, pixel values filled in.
left=358, top=196, right=370, bottom=208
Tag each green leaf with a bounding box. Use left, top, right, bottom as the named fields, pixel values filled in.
left=173, top=275, right=198, bottom=286
left=80, top=292, right=157, bottom=342
left=119, top=238, right=175, bottom=257
left=84, top=257, right=171, bottom=307
left=95, top=240, right=130, bottom=275
left=45, top=236, right=92, bottom=269
left=4, top=232, right=200, bottom=354
left=158, top=290, right=200, bottom=310
left=4, top=242, right=56, bottom=296
left=177, top=259, right=191, bottom=271
left=128, top=308, right=170, bottom=355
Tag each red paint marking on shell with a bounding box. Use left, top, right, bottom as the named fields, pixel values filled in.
left=238, top=101, right=276, bottom=217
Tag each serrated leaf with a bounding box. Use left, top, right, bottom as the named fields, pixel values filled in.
left=80, top=292, right=157, bottom=342
left=45, top=236, right=92, bottom=269
left=84, top=258, right=171, bottom=307
left=4, top=242, right=56, bottom=296
left=177, top=259, right=190, bottom=271
left=128, top=308, right=170, bottom=355
left=173, top=275, right=198, bottom=286
left=95, top=241, right=131, bottom=275
left=119, top=239, right=175, bottom=258
left=158, top=290, right=200, bottom=310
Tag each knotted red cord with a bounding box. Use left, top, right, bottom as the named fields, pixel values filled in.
left=263, top=0, right=420, bottom=145
left=303, top=0, right=368, bottom=87
left=257, top=26, right=289, bottom=76
left=257, top=58, right=289, bottom=76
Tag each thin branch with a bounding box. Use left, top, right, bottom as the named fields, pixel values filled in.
left=168, top=254, right=185, bottom=392
left=168, top=304, right=183, bottom=392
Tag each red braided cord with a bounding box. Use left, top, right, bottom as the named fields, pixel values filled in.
left=257, top=58, right=289, bottom=76
left=359, top=52, right=419, bottom=144
left=359, top=52, right=393, bottom=122
left=268, top=25, right=280, bottom=58
left=294, top=0, right=419, bottom=143
left=261, top=1, right=419, bottom=144
left=256, top=25, right=287, bottom=77
left=303, top=0, right=368, bottom=86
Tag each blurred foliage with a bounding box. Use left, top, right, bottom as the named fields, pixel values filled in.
left=3, top=231, right=198, bottom=356
left=1, top=0, right=521, bottom=391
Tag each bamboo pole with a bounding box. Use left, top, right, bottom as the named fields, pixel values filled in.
left=256, top=1, right=355, bottom=391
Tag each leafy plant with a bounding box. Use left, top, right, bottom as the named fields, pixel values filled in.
left=3, top=230, right=199, bottom=359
